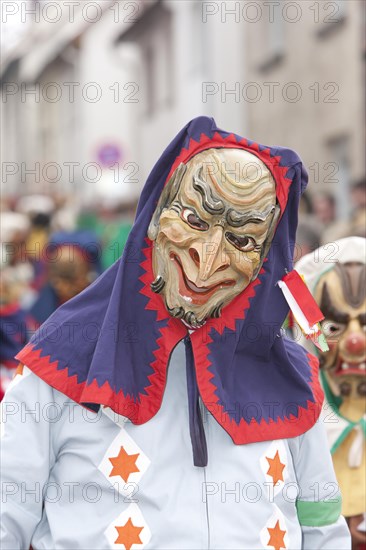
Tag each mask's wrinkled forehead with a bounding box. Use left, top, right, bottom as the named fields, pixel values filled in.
left=180, top=147, right=277, bottom=218
left=317, top=262, right=366, bottom=318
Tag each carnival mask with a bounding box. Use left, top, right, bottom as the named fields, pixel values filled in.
left=148, top=148, right=280, bottom=328
left=316, top=263, right=366, bottom=398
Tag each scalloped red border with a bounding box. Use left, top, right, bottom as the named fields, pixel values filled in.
left=16, top=132, right=323, bottom=442
left=192, top=332, right=324, bottom=444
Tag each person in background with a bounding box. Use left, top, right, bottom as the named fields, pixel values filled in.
left=351, top=180, right=366, bottom=211
left=312, top=191, right=336, bottom=227
left=295, top=220, right=321, bottom=261
left=296, top=238, right=366, bottom=550
left=99, top=201, right=137, bottom=270
left=350, top=180, right=366, bottom=240
left=314, top=182, right=366, bottom=245
left=0, top=213, right=33, bottom=399
left=298, top=190, right=314, bottom=217
left=311, top=190, right=348, bottom=246
left=28, top=230, right=102, bottom=327
left=16, top=194, right=55, bottom=293
left=78, top=199, right=136, bottom=270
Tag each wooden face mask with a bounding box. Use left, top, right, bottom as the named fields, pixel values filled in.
left=316, top=262, right=366, bottom=399
left=148, top=148, right=279, bottom=328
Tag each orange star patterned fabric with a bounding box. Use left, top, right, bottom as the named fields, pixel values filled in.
left=266, top=450, right=285, bottom=485
left=115, top=517, right=143, bottom=550
left=267, top=520, right=286, bottom=550
left=109, top=446, right=140, bottom=483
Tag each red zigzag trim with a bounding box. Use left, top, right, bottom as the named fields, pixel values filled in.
left=16, top=132, right=322, bottom=442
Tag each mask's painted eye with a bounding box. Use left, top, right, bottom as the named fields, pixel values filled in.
left=322, top=320, right=345, bottom=338
left=181, top=208, right=209, bottom=231
left=225, top=232, right=257, bottom=252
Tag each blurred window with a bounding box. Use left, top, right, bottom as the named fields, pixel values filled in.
left=190, top=1, right=206, bottom=75
left=328, top=135, right=350, bottom=221
left=117, top=2, right=173, bottom=117
left=145, top=45, right=156, bottom=116
left=268, top=8, right=285, bottom=58
left=258, top=7, right=285, bottom=72
left=142, top=5, right=173, bottom=117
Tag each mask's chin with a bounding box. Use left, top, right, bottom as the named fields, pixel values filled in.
left=163, top=279, right=234, bottom=329
left=152, top=246, right=249, bottom=329
left=151, top=275, right=225, bottom=329
left=179, top=312, right=206, bottom=330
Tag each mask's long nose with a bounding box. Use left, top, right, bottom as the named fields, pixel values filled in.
left=195, top=226, right=230, bottom=281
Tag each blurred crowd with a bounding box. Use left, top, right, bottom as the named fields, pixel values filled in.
left=0, top=181, right=365, bottom=399
left=0, top=193, right=136, bottom=399
left=296, top=180, right=366, bottom=261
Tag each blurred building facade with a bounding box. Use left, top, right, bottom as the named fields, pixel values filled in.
left=243, top=0, right=365, bottom=221
left=1, top=0, right=364, bottom=222
left=1, top=0, right=248, bottom=201
left=1, top=0, right=133, bottom=203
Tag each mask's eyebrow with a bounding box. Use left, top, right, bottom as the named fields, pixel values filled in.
left=226, top=204, right=276, bottom=228
left=193, top=167, right=225, bottom=215
left=320, top=283, right=350, bottom=324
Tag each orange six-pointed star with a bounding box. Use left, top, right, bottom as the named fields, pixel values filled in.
left=115, top=517, right=143, bottom=550
left=109, top=446, right=140, bottom=483
left=267, top=519, right=286, bottom=550
left=266, top=450, right=285, bottom=485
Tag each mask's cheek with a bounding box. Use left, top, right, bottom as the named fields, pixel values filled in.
left=232, top=250, right=261, bottom=281
left=321, top=341, right=338, bottom=369
left=158, top=215, right=197, bottom=247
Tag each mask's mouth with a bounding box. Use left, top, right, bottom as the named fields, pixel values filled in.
left=170, top=253, right=235, bottom=305
left=328, top=355, right=366, bottom=377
